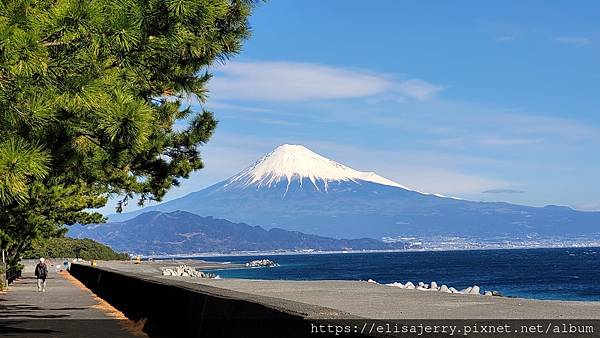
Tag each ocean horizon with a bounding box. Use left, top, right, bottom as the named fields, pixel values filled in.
left=173, top=247, right=600, bottom=302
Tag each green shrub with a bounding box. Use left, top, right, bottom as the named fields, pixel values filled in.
left=24, top=237, right=129, bottom=261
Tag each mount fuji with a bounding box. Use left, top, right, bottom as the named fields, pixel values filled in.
left=106, top=144, right=600, bottom=240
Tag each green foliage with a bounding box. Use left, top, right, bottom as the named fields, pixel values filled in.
left=25, top=237, right=129, bottom=261
left=0, top=137, right=50, bottom=205
left=0, top=0, right=258, bottom=268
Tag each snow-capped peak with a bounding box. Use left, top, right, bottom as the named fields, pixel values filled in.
left=226, top=144, right=413, bottom=191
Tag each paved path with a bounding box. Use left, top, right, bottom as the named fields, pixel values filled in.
left=0, top=266, right=144, bottom=337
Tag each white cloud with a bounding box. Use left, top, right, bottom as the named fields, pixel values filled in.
left=396, top=79, right=446, bottom=101
left=292, top=141, right=512, bottom=195
left=479, top=137, right=542, bottom=146
left=555, top=36, right=591, bottom=48
left=385, top=166, right=508, bottom=195
left=209, top=61, right=390, bottom=101
left=482, top=189, right=525, bottom=194
left=485, top=113, right=597, bottom=141
left=204, top=101, right=271, bottom=113
left=575, top=202, right=600, bottom=212
left=209, top=61, right=444, bottom=102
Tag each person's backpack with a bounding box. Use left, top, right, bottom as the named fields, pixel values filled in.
left=35, top=263, right=47, bottom=278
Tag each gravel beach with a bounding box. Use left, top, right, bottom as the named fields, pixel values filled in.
left=96, top=260, right=600, bottom=319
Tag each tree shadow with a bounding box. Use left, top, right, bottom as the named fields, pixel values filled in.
left=0, top=320, right=58, bottom=335
left=0, top=313, right=70, bottom=319
left=0, top=303, right=78, bottom=318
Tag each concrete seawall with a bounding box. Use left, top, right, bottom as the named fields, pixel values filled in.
left=68, top=263, right=360, bottom=337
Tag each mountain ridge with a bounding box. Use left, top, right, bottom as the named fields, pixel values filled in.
left=106, top=144, right=600, bottom=240
left=69, top=210, right=413, bottom=255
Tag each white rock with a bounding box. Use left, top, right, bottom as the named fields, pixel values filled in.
left=449, top=287, right=459, bottom=293
left=404, top=282, right=415, bottom=289
left=484, top=291, right=493, bottom=296
left=418, top=282, right=425, bottom=287
left=469, top=285, right=481, bottom=295
left=439, top=285, right=450, bottom=293
left=160, top=264, right=218, bottom=279
left=367, top=279, right=378, bottom=284
left=430, top=282, right=438, bottom=290
left=246, top=259, right=278, bottom=267
left=386, top=282, right=405, bottom=288
left=460, top=287, right=472, bottom=294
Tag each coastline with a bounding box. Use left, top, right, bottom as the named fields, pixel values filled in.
left=80, top=262, right=600, bottom=319
left=94, top=247, right=600, bottom=303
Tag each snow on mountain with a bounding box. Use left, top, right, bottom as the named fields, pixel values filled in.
left=105, top=144, right=600, bottom=240
left=225, top=144, right=413, bottom=193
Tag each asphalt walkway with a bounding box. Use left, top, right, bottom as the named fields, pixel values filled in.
left=0, top=264, right=144, bottom=337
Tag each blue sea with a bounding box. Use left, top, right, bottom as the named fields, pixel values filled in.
left=190, top=247, right=600, bottom=301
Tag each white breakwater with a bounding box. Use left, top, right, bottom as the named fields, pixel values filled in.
left=161, top=265, right=219, bottom=278
left=246, top=259, right=279, bottom=268
left=370, top=279, right=501, bottom=296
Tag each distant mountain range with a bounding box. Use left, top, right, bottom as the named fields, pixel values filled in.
left=106, top=144, right=600, bottom=240
left=68, top=210, right=413, bottom=255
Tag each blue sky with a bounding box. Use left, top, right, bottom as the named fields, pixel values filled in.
left=104, top=1, right=600, bottom=214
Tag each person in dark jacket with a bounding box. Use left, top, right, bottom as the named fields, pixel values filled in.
left=34, top=258, right=48, bottom=292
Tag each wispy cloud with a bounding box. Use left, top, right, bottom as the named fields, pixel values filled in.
left=485, top=113, right=597, bottom=141
left=575, top=202, right=600, bottom=212
left=209, top=61, right=390, bottom=101
left=434, top=136, right=544, bottom=148
left=209, top=61, right=444, bottom=102
left=397, top=79, right=446, bottom=101
left=482, top=189, right=525, bottom=194
left=479, top=137, right=542, bottom=146
left=249, top=118, right=305, bottom=127
left=204, top=101, right=271, bottom=113
left=382, top=166, right=508, bottom=195
left=555, top=36, right=591, bottom=48
left=296, top=141, right=512, bottom=195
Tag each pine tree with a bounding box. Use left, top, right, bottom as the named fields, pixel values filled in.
left=0, top=0, right=258, bottom=267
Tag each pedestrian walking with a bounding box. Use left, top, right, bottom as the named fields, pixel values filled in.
left=35, top=257, right=48, bottom=292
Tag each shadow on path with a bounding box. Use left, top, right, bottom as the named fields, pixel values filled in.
left=0, top=267, right=143, bottom=337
